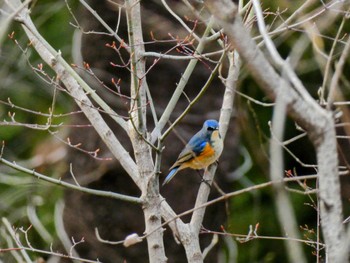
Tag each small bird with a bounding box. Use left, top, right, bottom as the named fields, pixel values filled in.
left=163, top=119, right=223, bottom=186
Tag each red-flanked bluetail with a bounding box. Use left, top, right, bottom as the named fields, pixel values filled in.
left=163, top=119, right=223, bottom=186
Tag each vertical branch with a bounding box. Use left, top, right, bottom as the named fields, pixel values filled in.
left=270, top=93, right=307, bottom=263
left=219, top=51, right=241, bottom=139
left=320, top=16, right=346, bottom=104
left=125, top=1, right=167, bottom=262
left=250, top=1, right=306, bottom=261
left=126, top=0, right=147, bottom=132
left=12, top=3, right=139, bottom=182
left=190, top=51, right=240, bottom=234
left=206, top=0, right=347, bottom=261
left=326, top=35, right=350, bottom=109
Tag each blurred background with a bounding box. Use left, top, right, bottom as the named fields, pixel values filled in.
left=1, top=0, right=350, bottom=262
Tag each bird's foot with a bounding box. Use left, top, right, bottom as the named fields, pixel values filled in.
left=196, top=170, right=212, bottom=188
left=200, top=178, right=212, bottom=188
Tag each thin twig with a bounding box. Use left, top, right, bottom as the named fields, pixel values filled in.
left=327, top=35, right=350, bottom=109
left=142, top=49, right=225, bottom=60
left=2, top=217, right=101, bottom=263
left=155, top=174, right=320, bottom=238
left=78, top=0, right=130, bottom=52
left=201, top=228, right=325, bottom=247
left=0, top=156, right=142, bottom=204
left=320, top=14, right=346, bottom=103
left=2, top=218, right=32, bottom=263
left=202, top=234, right=218, bottom=259
left=15, top=8, right=128, bottom=131
left=160, top=50, right=226, bottom=141
left=161, top=0, right=200, bottom=42
left=150, top=16, right=215, bottom=143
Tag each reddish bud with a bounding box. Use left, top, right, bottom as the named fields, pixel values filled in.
left=8, top=31, right=15, bottom=39
left=83, top=62, right=90, bottom=70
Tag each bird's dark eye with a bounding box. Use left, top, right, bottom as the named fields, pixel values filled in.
left=207, top=126, right=215, bottom=131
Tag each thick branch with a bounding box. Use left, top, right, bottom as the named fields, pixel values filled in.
left=206, top=0, right=347, bottom=261
left=10, top=4, right=181, bottom=262
left=12, top=6, right=139, bottom=184
left=126, top=1, right=167, bottom=262
left=270, top=95, right=306, bottom=263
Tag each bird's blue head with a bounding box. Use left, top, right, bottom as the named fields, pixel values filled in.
left=203, top=119, right=219, bottom=131
left=202, top=119, right=220, bottom=141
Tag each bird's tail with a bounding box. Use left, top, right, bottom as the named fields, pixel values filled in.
left=162, top=166, right=179, bottom=186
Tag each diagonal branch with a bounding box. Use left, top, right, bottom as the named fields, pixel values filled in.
left=10, top=1, right=139, bottom=183
left=150, top=17, right=215, bottom=143
left=205, top=0, right=347, bottom=261
left=125, top=1, right=167, bottom=262
left=9, top=1, right=128, bottom=132
left=0, top=156, right=142, bottom=204
left=190, top=51, right=240, bottom=234
left=9, top=3, right=183, bottom=256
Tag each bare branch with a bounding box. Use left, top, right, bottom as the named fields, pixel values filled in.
left=78, top=0, right=130, bottom=53
left=2, top=218, right=33, bottom=263
left=160, top=50, right=226, bottom=141
left=270, top=93, right=306, bottom=263
left=2, top=217, right=101, bottom=263
left=0, top=156, right=142, bottom=204
left=327, top=35, right=350, bottom=109
left=161, top=0, right=200, bottom=42
left=150, top=17, right=215, bottom=143
left=125, top=0, right=166, bottom=262
left=206, top=0, right=347, bottom=261
left=10, top=2, right=140, bottom=184
left=190, top=50, right=240, bottom=234
left=154, top=174, right=320, bottom=240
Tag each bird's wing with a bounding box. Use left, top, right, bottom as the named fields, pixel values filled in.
left=169, top=139, right=207, bottom=170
